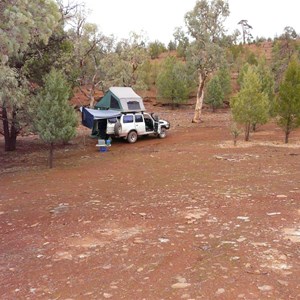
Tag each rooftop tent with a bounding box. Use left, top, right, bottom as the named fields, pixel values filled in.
left=95, top=87, right=146, bottom=112
left=81, top=107, right=121, bottom=129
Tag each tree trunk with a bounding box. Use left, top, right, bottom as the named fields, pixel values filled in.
left=285, top=120, right=291, bottom=144
left=49, top=142, right=54, bottom=169
left=89, top=95, right=95, bottom=108
left=285, top=131, right=290, bottom=144
left=192, top=73, right=206, bottom=123
left=245, top=122, right=251, bottom=141
left=2, top=107, right=18, bottom=151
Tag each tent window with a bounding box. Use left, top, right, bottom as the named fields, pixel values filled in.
left=110, top=96, right=120, bottom=109
left=127, top=101, right=141, bottom=111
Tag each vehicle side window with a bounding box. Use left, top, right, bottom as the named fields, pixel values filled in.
left=135, top=115, right=143, bottom=123
left=123, top=115, right=133, bottom=123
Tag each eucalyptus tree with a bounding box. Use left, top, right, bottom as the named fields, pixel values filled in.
left=173, top=27, right=190, bottom=58
left=98, top=32, right=150, bottom=93
left=67, top=7, right=114, bottom=108
left=185, top=0, right=230, bottom=123
left=0, top=0, right=61, bottom=151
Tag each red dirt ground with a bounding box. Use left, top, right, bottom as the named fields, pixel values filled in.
left=1, top=105, right=300, bottom=300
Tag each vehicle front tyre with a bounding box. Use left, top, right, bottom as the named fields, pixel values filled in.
left=127, top=131, right=138, bottom=143
left=158, top=127, right=167, bottom=139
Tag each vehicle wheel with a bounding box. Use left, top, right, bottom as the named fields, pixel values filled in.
left=114, top=121, right=122, bottom=136
left=159, top=127, right=167, bottom=139
left=127, top=131, right=138, bottom=143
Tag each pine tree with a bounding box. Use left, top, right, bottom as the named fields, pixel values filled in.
left=217, top=65, right=231, bottom=100
left=231, top=66, right=269, bottom=141
left=276, top=58, right=300, bottom=143
left=34, top=69, right=77, bottom=168
left=256, top=58, right=275, bottom=117
left=156, top=56, right=190, bottom=109
left=205, top=75, right=224, bottom=112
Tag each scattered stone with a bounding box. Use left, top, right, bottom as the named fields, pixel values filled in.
left=53, top=251, right=73, bottom=261
left=175, top=276, right=187, bottom=283
left=230, top=256, right=240, bottom=261
left=216, top=288, right=225, bottom=295
left=277, top=280, right=288, bottom=286
left=251, top=242, right=268, bottom=247
left=103, top=293, right=113, bottom=298
left=267, top=212, right=281, bottom=216
left=102, top=264, right=112, bottom=270
left=133, top=238, right=145, bottom=244
left=258, top=285, right=273, bottom=292
left=158, top=238, right=170, bottom=243
left=171, top=283, right=191, bottom=289
left=283, top=228, right=300, bottom=242
left=237, top=216, right=250, bottom=222
left=214, top=156, right=223, bottom=160
left=237, top=237, right=246, bottom=242
left=276, top=195, right=287, bottom=198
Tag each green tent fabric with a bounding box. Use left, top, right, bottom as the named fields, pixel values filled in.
left=95, top=87, right=146, bottom=112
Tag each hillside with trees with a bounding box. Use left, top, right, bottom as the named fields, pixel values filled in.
left=1, top=0, right=300, bottom=155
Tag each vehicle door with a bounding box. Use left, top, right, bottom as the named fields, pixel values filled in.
left=121, top=114, right=135, bottom=135
left=143, top=113, right=154, bottom=132
left=134, top=114, right=146, bottom=134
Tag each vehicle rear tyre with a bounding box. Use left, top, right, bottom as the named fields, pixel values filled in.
left=127, top=131, right=138, bottom=143
left=159, top=127, right=167, bottom=139
left=114, top=121, right=122, bottom=136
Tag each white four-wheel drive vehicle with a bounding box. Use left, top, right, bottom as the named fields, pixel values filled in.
left=106, top=112, right=170, bottom=143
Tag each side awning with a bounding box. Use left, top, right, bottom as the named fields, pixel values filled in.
left=81, top=107, right=121, bottom=129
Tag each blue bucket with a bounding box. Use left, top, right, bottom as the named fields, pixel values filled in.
left=99, top=146, right=107, bottom=152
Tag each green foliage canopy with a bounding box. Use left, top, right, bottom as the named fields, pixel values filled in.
left=0, top=0, right=61, bottom=151
left=276, top=57, right=300, bottom=143
left=205, top=75, right=224, bottom=111
left=0, top=0, right=60, bottom=62
left=34, top=69, right=77, bottom=167
left=156, top=56, right=190, bottom=108
left=34, top=69, right=77, bottom=144
left=231, top=66, right=269, bottom=141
